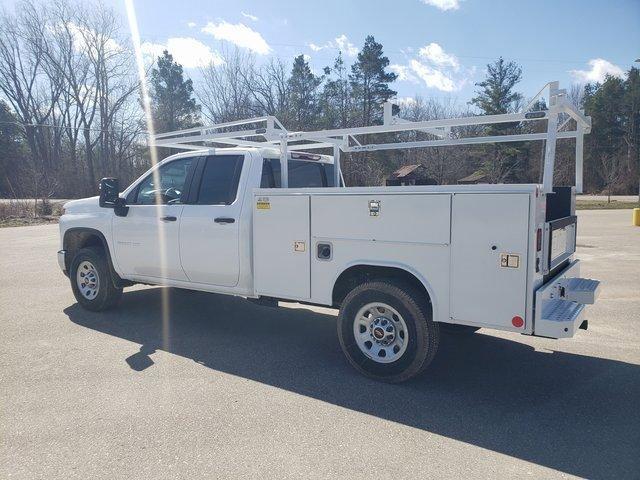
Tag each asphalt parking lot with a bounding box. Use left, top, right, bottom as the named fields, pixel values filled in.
left=1, top=209, right=639, bottom=479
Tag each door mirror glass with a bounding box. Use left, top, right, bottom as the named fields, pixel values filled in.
left=99, top=177, right=120, bottom=208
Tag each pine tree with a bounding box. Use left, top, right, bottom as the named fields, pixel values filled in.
left=287, top=54, right=322, bottom=130
left=622, top=68, right=639, bottom=200
left=349, top=36, right=397, bottom=126
left=470, top=57, right=523, bottom=116
left=470, top=57, right=524, bottom=183
left=583, top=71, right=638, bottom=196
left=0, top=100, right=28, bottom=196
left=149, top=51, right=201, bottom=133
left=321, top=52, right=352, bottom=128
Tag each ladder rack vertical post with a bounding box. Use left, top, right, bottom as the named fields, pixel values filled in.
left=575, top=124, right=584, bottom=194
left=543, top=81, right=561, bottom=194
left=333, top=145, right=341, bottom=187
left=542, top=108, right=559, bottom=193
left=280, top=135, right=288, bottom=188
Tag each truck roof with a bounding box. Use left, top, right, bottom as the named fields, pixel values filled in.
left=161, top=147, right=335, bottom=164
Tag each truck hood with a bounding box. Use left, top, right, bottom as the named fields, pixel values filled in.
left=63, top=196, right=100, bottom=213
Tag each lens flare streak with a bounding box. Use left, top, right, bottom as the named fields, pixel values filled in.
left=125, top=0, right=172, bottom=351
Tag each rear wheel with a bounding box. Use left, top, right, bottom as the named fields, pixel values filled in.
left=70, top=246, right=122, bottom=311
left=338, top=280, right=439, bottom=383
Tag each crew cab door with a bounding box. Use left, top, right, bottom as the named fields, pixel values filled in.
left=179, top=154, right=246, bottom=287
left=113, top=156, right=197, bottom=281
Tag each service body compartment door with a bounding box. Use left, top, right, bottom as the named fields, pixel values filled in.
left=450, top=193, right=530, bottom=329
left=311, top=193, right=451, bottom=245
left=253, top=194, right=310, bottom=300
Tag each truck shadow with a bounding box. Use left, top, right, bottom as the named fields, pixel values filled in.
left=64, top=287, right=639, bottom=479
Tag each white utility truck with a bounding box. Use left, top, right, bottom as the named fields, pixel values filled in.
left=58, top=82, right=600, bottom=382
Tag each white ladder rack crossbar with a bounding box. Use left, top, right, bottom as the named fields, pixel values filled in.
left=149, top=81, right=591, bottom=193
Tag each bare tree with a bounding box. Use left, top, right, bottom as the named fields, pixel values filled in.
left=398, top=97, right=473, bottom=185
left=0, top=1, right=64, bottom=195
left=244, top=58, right=290, bottom=120
left=198, top=47, right=255, bottom=123
left=599, top=153, right=625, bottom=203
left=0, top=0, right=142, bottom=196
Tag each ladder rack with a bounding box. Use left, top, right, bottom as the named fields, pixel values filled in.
left=151, top=81, right=591, bottom=193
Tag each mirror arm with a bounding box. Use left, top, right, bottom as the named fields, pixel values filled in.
left=114, top=197, right=129, bottom=217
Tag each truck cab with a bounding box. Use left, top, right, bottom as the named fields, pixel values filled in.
left=59, top=148, right=339, bottom=298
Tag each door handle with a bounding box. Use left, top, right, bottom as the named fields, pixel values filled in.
left=214, top=217, right=235, bottom=224
left=160, top=215, right=177, bottom=222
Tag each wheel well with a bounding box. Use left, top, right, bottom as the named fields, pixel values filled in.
left=63, top=229, right=106, bottom=270
left=332, top=265, right=431, bottom=308
left=63, top=228, right=130, bottom=287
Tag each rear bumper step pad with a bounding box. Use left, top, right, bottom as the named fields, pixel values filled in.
left=533, top=260, right=600, bottom=339
left=561, top=277, right=601, bottom=304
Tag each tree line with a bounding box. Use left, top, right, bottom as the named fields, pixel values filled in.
left=0, top=0, right=638, bottom=199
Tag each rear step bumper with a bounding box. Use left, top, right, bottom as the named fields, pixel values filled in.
left=534, top=260, right=600, bottom=339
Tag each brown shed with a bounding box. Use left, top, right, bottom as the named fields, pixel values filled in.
left=386, top=164, right=437, bottom=186
left=458, top=170, right=488, bottom=184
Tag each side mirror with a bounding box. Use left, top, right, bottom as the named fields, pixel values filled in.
left=99, top=177, right=120, bottom=207
left=99, top=177, right=129, bottom=217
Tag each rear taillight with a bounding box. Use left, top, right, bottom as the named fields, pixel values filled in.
left=536, top=228, right=542, bottom=252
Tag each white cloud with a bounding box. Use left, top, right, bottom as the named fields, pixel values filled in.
left=141, top=37, right=223, bottom=68
left=187, top=21, right=197, bottom=28
left=307, top=34, right=359, bottom=57
left=418, top=42, right=459, bottom=70
left=241, top=11, right=259, bottom=21
left=421, top=0, right=461, bottom=11
left=393, top=42, right=471, bottom=92
left=390, top=64, right=418, bottom=83
left=64, top=22, right=122, bottom=54
left=302, top=54, right=311, bottom=62
left=334, top=34, right=358, bottom=57
left=396, top=96, right=417, bottom=107
left=201, top=21, right=271, bottom=55
left=410, top=59, right=457, bottom=92
left=570, top=58, right=625, bottom=83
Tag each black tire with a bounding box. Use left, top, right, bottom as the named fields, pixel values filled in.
left=337, top=280, right=439, bottom=383
left=439, top=324, right=480, bottom=335
left=70, top=246, right=122, bottom=311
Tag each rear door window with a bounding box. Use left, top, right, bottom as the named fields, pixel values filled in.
left=195, top=155, right=244, bottom=205
left=260, top=159, right=336, bottom=188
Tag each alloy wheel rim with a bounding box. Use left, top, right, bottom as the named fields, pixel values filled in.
left=353, top=302, right=409, bottom=364
left=76, top=260, right=100, bottom=300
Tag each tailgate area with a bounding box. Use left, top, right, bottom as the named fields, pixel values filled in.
left=534, top=259, right=600, bottom=338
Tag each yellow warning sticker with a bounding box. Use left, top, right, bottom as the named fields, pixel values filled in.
left=256, top=197, right=270, bottom=210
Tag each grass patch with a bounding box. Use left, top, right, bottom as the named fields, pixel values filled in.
left=576, top=200, right=639, bottom=210
left=0, top=216, right=60, bottom=228
left=0, top=199, right=64, bottom=228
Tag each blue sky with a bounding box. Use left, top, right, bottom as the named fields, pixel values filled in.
left=43, top=0, right=640, bottom=104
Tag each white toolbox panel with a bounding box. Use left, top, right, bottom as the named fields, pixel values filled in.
left=450, top=193, right=530, bottom=329
left=311, top=193, right=451, bottom=245
left=253, top=194, right=311, bottom=300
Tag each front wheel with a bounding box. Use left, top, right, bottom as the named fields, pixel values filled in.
left=338, top=280, right=439, bottom=383
left=70, top=246, right=122, bottom=311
